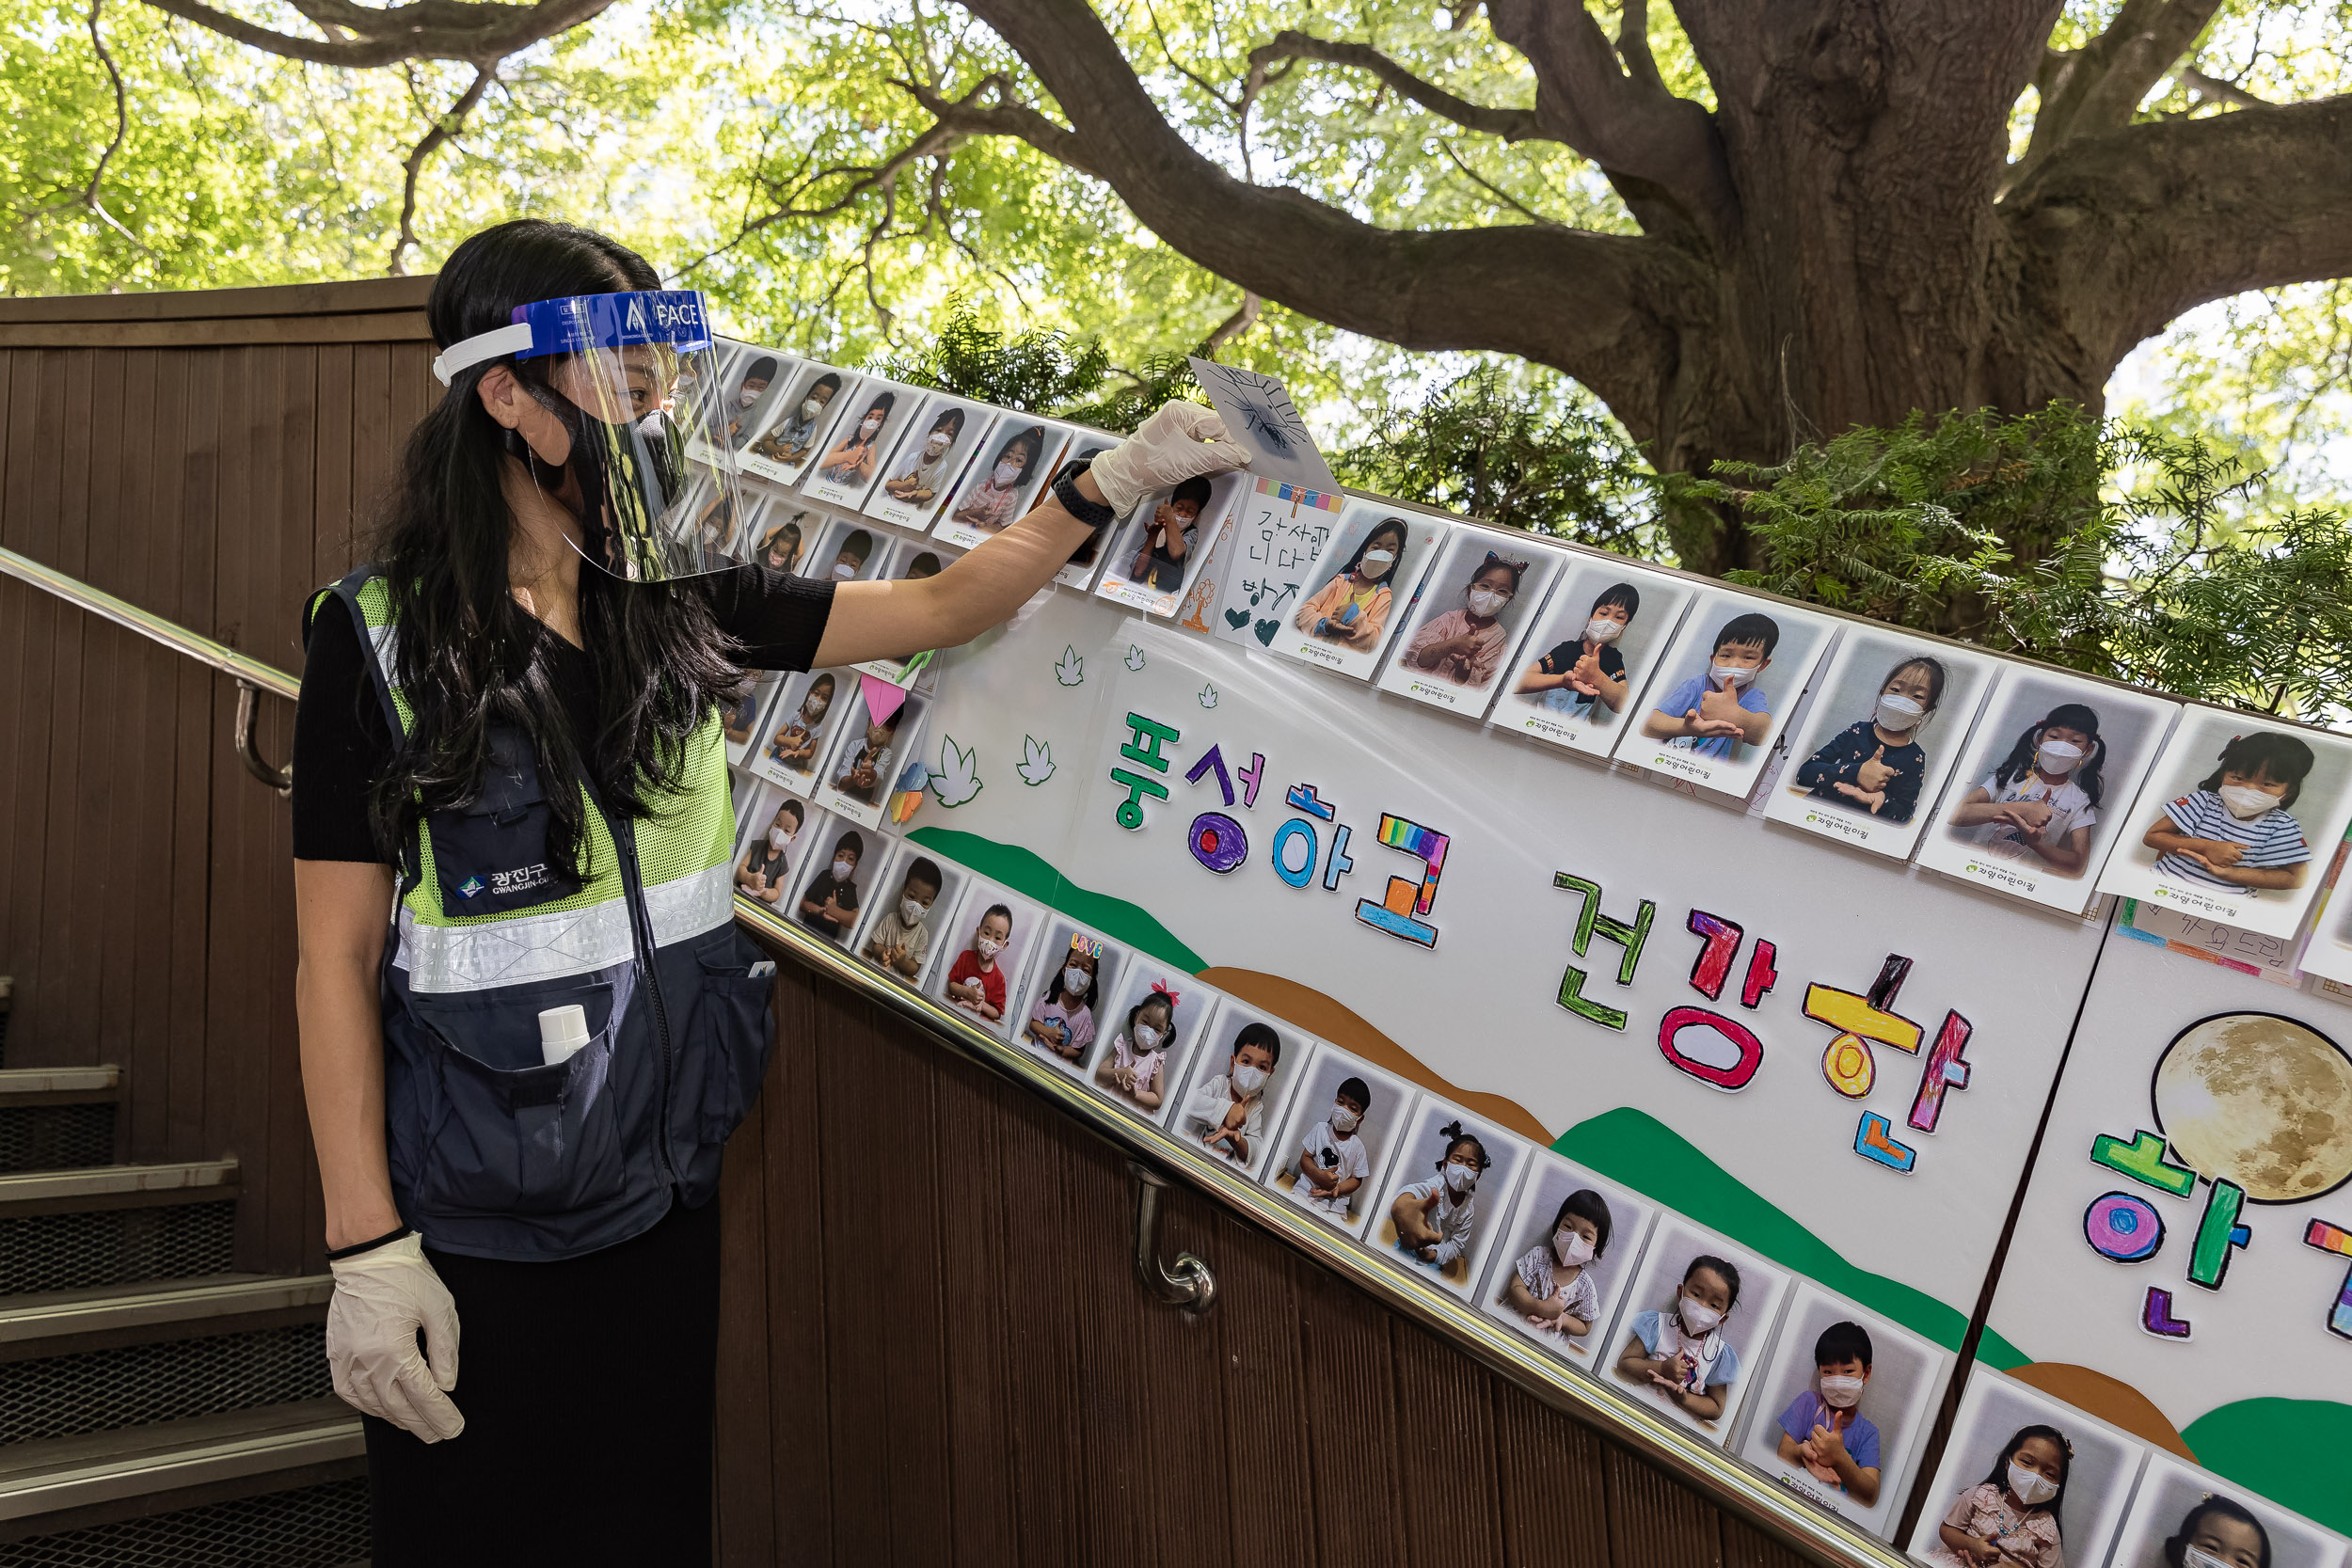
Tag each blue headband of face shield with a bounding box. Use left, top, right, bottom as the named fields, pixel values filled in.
left=430, top=290, right=714, bottom=387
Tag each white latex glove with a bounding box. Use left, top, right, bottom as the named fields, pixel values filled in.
left=1088, top=402, right=1251, bottom=516
left=326, top=1232, right=465, bottom=1443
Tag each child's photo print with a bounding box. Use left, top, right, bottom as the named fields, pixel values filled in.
left=849, top=841, right=965, bottom=990
left=933, top=420, right=1068, bottom=548
left=1477, top=1149, right=1659, bottom=1368
left=862, top=393, right=996, bottom=531
left=1762, top=630, right=1997, bottom=859
left=851, top=545, right=959, bottom=688
left=2095, top=708, right=2352, bottom=939
left=1905, top=1370, right=2144, bottom=1568
left=812, top=682, right=930, bottom=832
left=1273, top=502, right=1451, bottom=682
left=740, top=504, right=818, bottom=575
left=745, top=668, right=850, bottom=793
left=1170, top=1003, right=1304, bottom=1179
left=1368, top=1098, right=1528, bottom=1300
left=720, top=671, right=783, bottom=768
left=740, top=363, right=857, bottom=485
left=1044, top=436, right=1117, bottom=588
left=1733, top=1284, right=1951, bottom=1539
left=1017, top=920, right=1131, bottom=1082
left=2106, top=1454, right=2346, bottom=1568
left=1373, top=532, right=1565, bottom=717
left=730, top=784, right=816, bottom=916
left=721, top=349, right=795, bottom=450
left=803, top=515, right=897, bottom=588
left=1493, top=559, right=1694, bottom=755
left=800, top=381, right=917, bottom=511
left=1608, top=1216, right=1791, bottom=1443
left=786, top=816, right=878, bottom=949
left=1261, top=1047, right=1413, bottom=1239
left=1914, top=670, right=2179, bottom=913
left=930, top=879, right=1042, bottom=1038
left=1093, top=469, right=1247, bottom=617
left=1087, top=970, right=1219, bottom=1127
left=1612, top=588, right=1835, bottom=798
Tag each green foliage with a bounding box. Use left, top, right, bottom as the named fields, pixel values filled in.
left=875, top=293, right=1114, bottom=412
left=1701, top=406, right=2352, bottom=722
left=1333, top=364, right=1661, bottom=558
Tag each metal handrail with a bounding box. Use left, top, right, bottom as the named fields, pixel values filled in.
left=3, top=540, right=1913, bottom=1566
left=2, top=545, right=294, bottom=793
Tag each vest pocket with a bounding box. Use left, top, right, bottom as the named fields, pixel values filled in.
left=412, top=982, right=629, bottom=1217
left=685, top=931, right=775, bottom=1145
left=426, top=727, right=584, bottom=917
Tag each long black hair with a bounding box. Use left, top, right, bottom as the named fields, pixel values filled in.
left=1979, top=1424, right=2073, bottom=1532
left=368, top=219, right=739, bottom=878
left=1990, top=702, right=2107, bottom=808
left=1339, top=517, right=1410, bottom=585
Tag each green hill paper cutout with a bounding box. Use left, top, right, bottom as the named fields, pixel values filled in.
left=2181, top=1399, right=2352, bottom=1534
left=908, top=827, right=1206, bottom=973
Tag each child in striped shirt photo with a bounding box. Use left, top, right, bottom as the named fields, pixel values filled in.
left=2139, top=729, right=2317, bottom=895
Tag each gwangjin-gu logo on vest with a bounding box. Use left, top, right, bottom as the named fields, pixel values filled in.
left=454, top=863, right=553, bottom=899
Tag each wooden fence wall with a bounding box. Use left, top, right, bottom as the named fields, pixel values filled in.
left=0, top=278, right=1815, bottom=1568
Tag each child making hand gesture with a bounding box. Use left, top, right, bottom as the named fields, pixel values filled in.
left=1947, top=704, right=2107, bottom=876
left=1772, top=1322, right=1883, bottom=1506
left=1391, top=1123, right=1488, bottom=1274
left=1644, top=613, right=1779, bottom=758
left=1518, top=583, right=1639, bottom=721
left=2141, top=730, right=2317, bottom=895
left=1793, top=657, right=1947, bottom=820
left=1502, top=1188, right=1613, bottom=1340
left=1023, top=941, right=1100, bottom=1063
left=1924, top=1425, right=2072, bottom=1567
left=1617, top=1255, right=1742, bottom=1421
left=1403, top=554, right=1524, bottom=689
left=1181, top=1023, right=1280, bottom=1165
left=1095, top=986, right=1180, bottom=1111
left=944, top=905, right=1014, bottom=1022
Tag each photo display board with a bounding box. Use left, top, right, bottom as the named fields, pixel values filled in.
left=695, top=341, right=2352, bottom=1560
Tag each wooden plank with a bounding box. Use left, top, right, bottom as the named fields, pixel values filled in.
left=124, top=348, right=184, bottom=1162
left=811, top=979, right=896, bottom=1563
left=0, top=351, right=28, bottom=1068
left=762, top=961, right=834, bottom=1560
left=1491, top=1352, right=1618, bottom=1567
left=310, top=343, right=355, bottom=602
left=0, top=275, right=431, bottom=325
left=261, top=344, right=315, bottom=1272
left=28, top=349, right=93, bottom=1069
left=1720, top=1508, right=1818, bottom=1568
left=1605, top=1441, right=1728, bottom=1568
left=0, top=314, right=435, bottom=350
left=164, top=350, right=218, bottom=1162
left=713, top=1053, right=775, bottom=1568
left=1292, top=1250, right=1410, bottom=1565
left=1392, top=1319, right=1509, bottom=1562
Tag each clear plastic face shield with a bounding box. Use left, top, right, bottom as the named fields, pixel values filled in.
left=432, top=289, right=745, bottom=582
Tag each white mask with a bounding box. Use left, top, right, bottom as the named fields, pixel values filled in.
left=1062, top=965, right=1090, bottom=996
left=2218, top=784, right=2280, bottom=818
left=1709, top=661, right=1759, bottom=690
left=2036, top=738, right=2084, bottom=775
left=1466, top=588, right=1508, bottom=617
left=2181, top=1548, right=2235, bottom=1568
left=860, top=416, right=882, bottom=436
left=1875, top=693, right=1926, bottom=731
left=1443, top=1160, right=1478, bottom=1195
left=1329, top=1104, right=1360, bottom=1133
left=898, top=897, right=929, bottom=926
left=1230, top=1064, right=1267, bottom=1095
left=993, top=461, right=1022, bottom=487
left=2006, top=1463, right=2058, bottom=1507
left=738, top=388, right=761, bottom=409
left=1553, top=1229, right=1595, bottom=1267
left=831, top=562, right=858, bottom=580
left=1677, top=1295, right=1724, bottom=1336
left=975, top=936, right=1004, bottom=960
left=767, top=829, right=788, bottom=851
left=924, top=433, right=950, bottom=454
left=1133, top=1022, right=1165, bottom=1052
left=1358, top=548, right=1395, bottom=576
left=1583, top=615, right=1626, bottom=643
left=831, top=858, right=855, bottom=880
left=1818, top=1373, right=1866, bottom=1409
left=803, top=697, right=828, bottom=720
left=800, top=398, right=822, bottom=420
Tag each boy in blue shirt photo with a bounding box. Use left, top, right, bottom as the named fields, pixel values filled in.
left=1643, top=611, right=1780, bottom=759
left=1774, top=1322, right=1882, bottom=1506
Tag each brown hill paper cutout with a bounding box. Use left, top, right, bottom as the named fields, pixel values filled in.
left=2007, top=1363, right=2196, bottom=1460
left=1198, top=967, right=1556, bottom=1147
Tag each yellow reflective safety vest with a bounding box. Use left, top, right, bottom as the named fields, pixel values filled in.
left=309, top=567, right=772, bottom=1259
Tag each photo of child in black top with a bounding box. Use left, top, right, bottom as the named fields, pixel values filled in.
left=1791, top=656, right=1947, bottom=822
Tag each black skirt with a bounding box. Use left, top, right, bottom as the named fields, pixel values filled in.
left=363, top=1196, right=721, bottom=1567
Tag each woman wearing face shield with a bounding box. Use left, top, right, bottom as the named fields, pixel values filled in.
left=288, top=218, right=1247, bottom=1564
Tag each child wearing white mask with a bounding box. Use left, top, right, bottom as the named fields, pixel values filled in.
left=944, top=904, right=1014, bottom=1023
left=1295, top=516, right=1410, bottom=649
left=1947, top=703, right=2107, bottom=876
left=753, top=371, right=839, bottom=467
left=1403, top=553, right=1526, bottom=689
left=882, top=405, right=966, bottom=505
left=816, top=391, right=897, bottom=486
left=1292, top=1076, right=1374, bottom=1221
left=2157, top=1497, right=2272, bottom=1568
left=1518, top=582, right=1639, bottom=720
left=1024, top=939, right=1102, bottom=1064
left=2142, top=729, right=2316, bottom=895
left=1618, top=1254, right=1742, bottom=1421
left=1772, top=1321, right=1882, bottom=1506
left=794, top=829, right=864, bottom=942
left=1926, top=1424, right=2072, bottom=1568
left=1644, top=612, right=1780, bottom=757
left=723, top=356, right=777, bottom=443
left=832, top=706, right=903, bottom=805
left=949, top=425, right=1045, bottom=532
left=1181, top=1022, right=1281, bottom=1165
left=859, top=856, right=940, bottom=980
left=1095, top=985, right=1180, bottom=1111
left=1391, top=1122, right=1487, bottom=1275
left=1792, top=656, right=1947, bottom=821
left=1503, top=1187, right=1613, bottom=1340
left=768, top=673, right=836, bottom=774
left=732, top=799, right=803, bottom=907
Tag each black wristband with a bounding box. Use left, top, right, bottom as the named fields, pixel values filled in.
left=1051, top=457, right=1117, bottom=530
left=326, top=1225, right=411, bottom=1261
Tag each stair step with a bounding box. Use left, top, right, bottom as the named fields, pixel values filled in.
left=0, top=1275, right=333, bottom=1352
left=0, top=1066, right=120, bottom=1100
left=0, top=1473, right=371, bottom=1566
left=0, top=1200, right=238, bottom=1297
left=0, top=1320, right=333, bottom=1446
left=0, top=1160, right=236, bottom=1217
left=0, top=1399, right=362, bottom=1526
left=0, top=1102, right=117, bottom=1174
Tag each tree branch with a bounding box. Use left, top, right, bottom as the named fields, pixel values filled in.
left=389, top=62, right=494, bottom=275
left=1239, top=30, right=1541, bottom=141
left=2004, top=0, right=2223, bottom=195
left=951, top=0, right=1696, bottom=437
left=1200, top=292, right=1261, bottom=356
left=131, top=0, right=612, bottom=67
left=2009, top=94, right=2352, bottom=370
